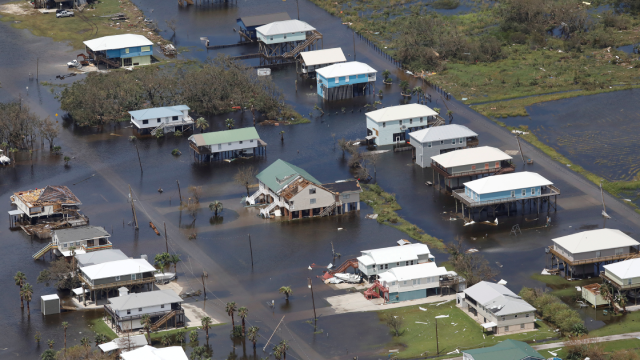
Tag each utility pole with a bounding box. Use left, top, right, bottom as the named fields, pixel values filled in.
left=176, top=180, right=182, bottom=204
left=164, top=222, right=168, bottom=253
left=129, top=185, right=139, bottom=229
left=308, top=278, right=317, bottom=324
left=263, top=316, right=285, bottom=352
left=331, top=241, right=335, bottom=258
left=435, top=315, right=448, bottom=355
left=353, top=31, right=356, bottom=61
left=201, top=272, right=207, bottom=300
left=134, top=142, right=143, bottom=174
left=248, top=234, right=254, bottom=268
left=36, top=57, right=39, bottom=80
left=295, top=0, right=299, bottom=19
left=516, top=135, right=525, bottom=165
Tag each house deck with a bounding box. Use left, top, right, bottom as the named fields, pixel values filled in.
left=432, top=161, right=516, bottom=180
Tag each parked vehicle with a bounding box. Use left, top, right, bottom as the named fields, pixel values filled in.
left=56, top=10, right=74, bottom=18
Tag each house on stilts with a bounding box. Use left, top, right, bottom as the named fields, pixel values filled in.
left=236, top=13, right=291, bottom=41
left=452, top=172, right=560, bottom=221
left=601, top=258, right=640, bottom=307
left=129, top=105, right=193, bottom=136
left=83, top=34, right=154, bottom=69
left=188, top=127, right=267, bottom=162
left=409, top=124, right=478, bottom=166
left=316, top=61, right=377, bottom=100
left=104, top=289, right=184, bottom=334
left=253, top=20, right=322, bottom=66
left=298, top=47, right=346, bottom=76
left=365, top=104, right=444, bottom=146
left=49, top=225, right=113, bottom=258
left=430, top=146, right=515, bottom=190
left=78, top=257, right=156, bottom=303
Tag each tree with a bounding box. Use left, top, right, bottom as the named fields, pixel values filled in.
left=190, top=346, right=210, bottom=360
left=21, top=283, right=34, bottom=313
left=14, top=271, right=27, bottom=308
left=273, top=344, right=283, bottom=360
left=141, top=314, right=152, bottom=344
left=175, top=328, right=186, bottom=345
left=35, top=331, right=41, bottom=344
left=385, top=314, right=404, bottom=336
left=367, top=152, right=379, bottom=176
left=225, top=302, right=237, bottom=326
left=170, top=254, right=181, bottom=274
left=247, top=326, right=259, bottom=350
left=195, top=117, right=209, bottom=133
left=154, top=252, right=171, bottom=274
left=382, top=69, right=391, bottom=82
left=225, top=118, right=235, bottom=129
left=338, top=138, right=350, bottom=157
left=41, top=349, right=56, bottom=360
left=52, top=145, right=61, bottom=154
left=63, top=156, right=70, bottom=165
left=278, top=340, right=289, bottom=360
left=446, top=110, right=454, bottom=120
left=399, top=80, right=410, bottom=95
left=161, top=333, right=172, bottom=346
left=620, top=295, right=627, bottom=313
left=446, top=238, right=499, bottom=287
left=433, top=107, right=441, bottom=114
left=37, top=258, right=80, bottom=290
left=94, top=333, right=108, bottom=347
left=279, top=286, right=292, bottom=300
left=62, top=322, right=69, bottom=351
left=201, top=316, right=213, bottom=340
left=189, top=329, right=199, bottom=343
left=234, top=166, right=257, bottom=196
left=412, top=86, right=423, bottom=102
left=165, top=17, right=177, bottom=35
left=47, top=339, right=55, bottom=349
left=39, top=117, right=59, bottom=150
left=209, top=201, right=223, bottom=217
left=571, top=323, right=588, bottom=336
left=238, top=306, right=248, bottom=336
left=280, top=130, right=285, bottom=142
left=600, top=282, right=615, bottom=312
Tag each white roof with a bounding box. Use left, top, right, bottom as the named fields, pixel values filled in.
left=300, top=48, right=347, bottom=66
left=604, top=258, right=640, bottom=279
left=553, top=229, right=639, bottom=254
left=41, top=294, right=59, bottom=301
left=464, top=281, right=535, bottom=316
left=431, top=146, right=512, bottom=168
left=465, top=172, right=552, bottom=195
left=256, top=20, right=315, bottom=36
left=378, top=262, right=448, bottom=283
left=366, top=104, right=438, bottom=123
left=358, top=243, right=430, bottom=265
left=316, top=61, right=376, bottom=78
left=83, top=34, right=153, bottom=51
left=121, top=345, right=188, bottom=360
left=108, top=290, right=183, bottom=311
left=81, top=258, right=156, bottom=280
left=72, top=287, right=89, bottom=295
left=408, top=124, right=477, bottom=143
left=98, top=335, right=147, bottom=352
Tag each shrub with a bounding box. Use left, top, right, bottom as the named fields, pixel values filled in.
left=509, top=32, right=527, bottom=44
left=519, top=287, right=585, bottom=336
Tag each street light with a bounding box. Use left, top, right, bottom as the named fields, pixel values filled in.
left=308, top=278, right=317, bottom=325
left=435, top=315, right=449, bottom=355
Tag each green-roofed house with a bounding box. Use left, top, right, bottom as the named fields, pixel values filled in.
left=462, top=339, right=545, bottom=360
left=188, top=127, right=267, bottom=161
left=247, top=159, right=362, bottom=219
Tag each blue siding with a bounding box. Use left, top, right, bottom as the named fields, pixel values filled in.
left=464, top=186, right=542, bottom=202
left=105, top=46, right=153, bottom=59
left=318, top=73, right=370, bottom=89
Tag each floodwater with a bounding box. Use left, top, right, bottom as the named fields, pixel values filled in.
left=2, top=0, right=640, bottom=358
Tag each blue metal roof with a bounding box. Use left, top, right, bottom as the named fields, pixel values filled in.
left=128, top=105, right=190, bottom=120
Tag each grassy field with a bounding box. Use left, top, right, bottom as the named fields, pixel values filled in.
left=361, top=184, right=444, bottom=250
left=89, top=318, right=117, bottom=341
left=377, top=303, right=557, bottom=359
left=550, top=338, right=640, bottom=359
left=148, top=326, right=202, bottom=345
left=0, top=0, right=166, bottom=49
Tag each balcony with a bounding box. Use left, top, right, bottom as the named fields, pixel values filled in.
left=453, top=185, right=560, bottom=208
left=549, top=246, right=639, bottom=266
left=104, top=304, right=183, bottom=323
left=79, top=274, right=155, bottom=291
left=432, top=160, right=515, bottom=179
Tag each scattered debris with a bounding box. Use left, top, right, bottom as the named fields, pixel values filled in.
left=160, top=43, right=177, bottom=55
left=365, top=213, right=379, bottom=220
left=418, top=306, right=427, bottom=311
left=464, top=220, right=475, bottom=226
left=466, top=248, right=479, bottom=254
left=497, top=279, right=507, bottom=285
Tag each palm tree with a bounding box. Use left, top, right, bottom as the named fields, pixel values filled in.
left=47, top=339, right=55, bottom=349
left=175, top=328, right=186, bottom=345
left=41, top=349, right=56, bottom=360
left=238, top=306, right=248, bottom=336
left=171, top=254, right=181, bottom=275
left=247, top=326, right=259, bottom=350
left=201, top=316, right=213, bottom=340
left=62, top=322, right=69, bottom=351
left=161, top=333, right=172, bottom=346
left=195, top=117, right=209, bottom=133
left=273, top=344, right=283, bottom=360
left=21, top=283, right=34, bottom=313
left=225, top=118, right=235, bottom=129
left=601, top=282, right=615, bottom=312
left=399, top=80, right=410, bottom=95
left=225, top=302, right=237, bottom=326
left=382, top=69, right=391, bottom=83
left=14, top=271, right=26, bottom=308
left=94, top=333, right=108, bottom=347
left=154, top=252, right=171, bottom=274
left=433, top=107, right=441, bottom=115
left=141, top=314, right=152, bottom=344
left=280, top=131, right=285, bottom=142
left=279, top=286, right=293, bottom=300
left=209, top=201, right=223, bottom=217
left=80, top=337, right=90, bottom=357
left=412, top=86, right=422, bottom=102
left=279, top=340, right=289, bottom=360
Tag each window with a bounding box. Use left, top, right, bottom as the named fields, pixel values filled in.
left=420, top=117, right=423, bottom=123
left=615, top=248, right=624, bottom=255
left=384, top=264, right=388, bottom=269
left=383, top=122, right=386, bottom=128
left=484, top=163, right=489, bottom=169
left=629, top=279, right=633, bottom=285
left=310, top=198, right=316, bottom=204
left=138, top=308, right=142, bottom=312
left=522, top=189, right=526, bottom=196
left=270, top=37, right=273, bottom=41
left=452, top=139, right=456, bottom=145
left=142, top=120, right=149, bottom=124
left=521, top=324, right=525, bottom=329
left=161, top=304, right=165, bottom=308
left=596, top=251, right=601, bottom=257
left=123, top=58, right=132, bottom=67
left=511, top=190, right=515, bottom=197
left=157, top=118, right=161, bottom=123
left=218, top=144, right=222, bottom=150
left=531, top=188, right=535, bottom=195
left=284, top=35, right=287, bottom=39
left=526, top=313, right=530, bottom=318
left=228, top=142, right=232, bottom=145
left=495, top=162, right=500, bottom=168
left=127, top=310, right=131, bottom=315
left=172, top=116, right=179, bottom=121
left=396, top=262, right=400, bottom=266
left=405, top=261, right=409, bottom=266
left=132, top=274, right=137, bottom=280
left=427, top=142, right=432, bottom=148
left=309, top=188, right=316, bottom=194
left=391, top=281, right=396, bottom=286
left=409, top=118, right=413, bottom=124
left=471, top=165, right=476, bottom=170
left=115, top=276, right=121, bottom=281
left=379, top=265, right=384, bottom=270
left=250, top=139, right=254, bottom=143
left=343, top=194, right=350, bottom=199
left=502, top=316, right=506, bottom=321
left=335, top=77, right=339, bottom=84
left=399, top=120, right=402, bottom=125
left=514, top=314, right=518, bottom=318
left=63, top=243, right=68, bottom=248
left=239, top=141, right=243, bottom=144
left=125, top=48, right=129, bottom=54
left=403, top=281, right=407, bottom=285
left=459, top=138, right=464, bottom=143
left=141, top=46, right=150, bottom=52
left=345, top=75, right=349, bottom=83
left=440, top=140, right=444, bottom=145
left=410, top=260, right=414, bottom=265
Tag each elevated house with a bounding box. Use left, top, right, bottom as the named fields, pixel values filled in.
left=316, top=61, right=377, bottom=100
left=52, top=225, right=112, bottom=257
left=452, top=172, right=560, bottom=221
left=104, top=289, right=184, bottom=333
left=430, top=146, right=515, bottom=188
left=548, top=229, right=640, bottom=278
left=236, top=12, right=291, bottom=40
left=84, top=34, right=153, bottom=69
left=188, top=127, right=267, bottom=162
left=246, top=159, right=362, bottom=219
left=602, top=258, right=640, bottom=306
left=255, top=20, right=322, bottom=66
left=121, top=345, right=188, bottom=360
left=378, top=262, right=449, bottom=301
left=462, top=339, right=545, bottom=360
left=79, top=258, right=156, bottom=302
left=409, top=124, right=478, bottom=163
left=299, top=47, right=346, bottom=75
left=365, top=104, right=443, bottom=146
left=76, top=249, right=129, bottom=267
left=457, top=281, right=536, bottom=335
left=128, top=105, right=193, bottom=135
left=357, top=243, right=434, bottom=281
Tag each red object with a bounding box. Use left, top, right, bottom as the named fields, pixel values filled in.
left=363, top=280, right=390, bottom=302
left=329, top=258, right=359, bottom=275
left=232, top=106, right=241, bottom=110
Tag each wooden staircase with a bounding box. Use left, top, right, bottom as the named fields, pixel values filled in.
left=151, top=310, right=176, bottom=331
left=282, top=31, right=323, bottom=58
left=318, top=202, right=337, bottom=217
left=329, top=258, right=358, bottom=275
left=33, top=242, right=56, bottom=260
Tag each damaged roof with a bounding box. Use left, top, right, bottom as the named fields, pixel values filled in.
left=322, top=180, right=362, bottom=194
left=256, top=159, right=321, bottom=193
left=15, top=185, right=82, bottom=207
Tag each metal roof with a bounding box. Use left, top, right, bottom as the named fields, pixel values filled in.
left=378, top=262, right=448, bottom=283
left=256, top=20, right=315, bottom=36
left=431, top=146, right=512, bottom=168
left=322, top=180, right=362, bottom=194
left=463, top=339, right=545, bottom=360
left=408, top=124, right=477, bottom=143
left=98, top=335, right=147, bottom=352
left=84, top=34, right=153, bottom=52
left=316, top=61, right=376, bottom=78
left=128, top=105, right=189, bottom=120
left=553, top=229, right=639, bottom=254
left=54, top=226, right=109, bottom=243
left=75, top=249, right=129, bottom=267
left=464, top=172, right=552, bottom=195
left=604, top=258, right=640, bottom=279
left=366, top=104, right=438, bottom=123
left=238, top=12, right=291, bottom=27
left=81, top=258, right=156, bottom=280
left=108, top=289, right=182, bottom=311
left=256, top=159, right=321, bottom=192
left=189, top=127, right=260, bottom=147
left=464, top=281, right=536, bottom=316
left=121, top=345, right=188, bottom=360
left=358, top=243, right=431, bottom=265
left=300, top=48, right=347, bottom=67
left=41, top=294, right=59, bottom=301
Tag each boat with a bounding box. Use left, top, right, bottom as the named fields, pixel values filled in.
left=333, top=273, right=361, bottom=283
left=154, top=272, right=175, bottom=284
left=0, top=150, right=10, bottom=165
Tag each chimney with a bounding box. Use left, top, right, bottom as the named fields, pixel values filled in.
left=141, top=254, right=147, bottom=261
left=118, top=287, right=129, bottom=297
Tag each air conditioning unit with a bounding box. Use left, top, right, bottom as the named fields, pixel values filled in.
left=400, top=125, right=407, bottom=130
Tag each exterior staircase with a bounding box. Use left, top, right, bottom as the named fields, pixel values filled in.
left=319, top=202, right=337, bottom=217
left=151, top=310, right=176, bottom=331
left=329, top=258, right=359, bottom=275
left=33, top=242, right=56, bottom=260
left=260, top=202, right=278, bottom=217
left=151, top=123, right=167, bottom=136
left=282, top=31, right=323, bottom=58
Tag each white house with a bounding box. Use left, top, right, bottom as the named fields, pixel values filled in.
left=79, top=258, right=157, bottom=301
left=378, top=262, right=449, bottom=301
left=357, top=243, right=434, bottom=281
left=76, top=249, right=129, bottom=267
left=53, top=225, right=112, bottom=256
left=299, top=47, right=346, bottom=74
left=128, top=105, right=193, bottom=135
left=11, top=185, right=83, bottom=222
left=188, top=127, right=267, bottom=161
left=365, top=104, right=441, bottom=146
left=120, top=345, right=188, bottom=360
left=256, top=19, right=316, bottom=44
left=104, top=289, right=184, bottom=333
left=409, top=124, right=479, bottom=167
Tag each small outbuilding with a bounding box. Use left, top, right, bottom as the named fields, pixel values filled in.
left=582, top=283, right=608, bottom=308
left=128, top=105, right=193, bottom=135
left=316, top=61, right=377, bottom=100
left=41, top=294, right=60, bottom=315
left=83, top=34, right=153, bottom=69
left=299, top=48, right=346, bottom=75
left=120, top=345, right=188, bottom=360
left=409, top=124, right=478, bottom=162
left=98, top=334, right=147, bottom=355
left=236, top=12, right=291, bottom=40
left=366, top=104, right=442, bottom=146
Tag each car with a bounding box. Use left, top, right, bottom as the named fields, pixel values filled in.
left=56, top=10, right=74, bottom=18
left=67, top=60, right=79, bottom=68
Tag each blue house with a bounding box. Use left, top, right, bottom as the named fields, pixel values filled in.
left=236, top=13, right=290, bottom=40
left=315, top=61, right=377, bottom=100
left=83, top=34, right=153, bottom=69
left=463, top=172, right=553, bottom=204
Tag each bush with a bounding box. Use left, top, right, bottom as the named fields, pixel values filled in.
left=171, top=148, right=181, bottom=156
left=174, top=130, right=183, bottom=137
left=519, top=287, right=585, bottom=336
left=509, top=32, right=527, bottom=44
left=431, top=0, right=459, bottom=9
left=230, top=325, right=243, bottom=337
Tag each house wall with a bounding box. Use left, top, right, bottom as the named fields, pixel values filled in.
left=289, top=185, right=335, bottom=211
left=122, top=55, right=151, bottom=67
left=464, top=186, right=542, bottom=203
left=358, top=256, right=433, bottom=276
left=105, top=46, right=153, bottom=59
left=582, top=288, right=608, bottom=306
left=114, top=303, right=170, bottom=318
left=207, top=138, right=260, bottom=153
left=410, top=136, right=469, bottom=167
left=338, top=191, right=360, bottom=209
left=553, top=245, right=634, bottom=262
left=257, top=31, right=307, bottom=44
left=604, top=269, right=640, bottom=287
left=83, top=272, right=154, bottom=286
left=384, top=275, right=440, bottom=294
left=451, top=161, right=503, bottom=175
left=131, top=114, right=185, bottom=129
left=16, top=198, right=56, bottom=218
left=464, top=295, right=535, bottom=333
left=317, top=73, right=374, bottom=97
left=368, top=116, right=434, bottom=147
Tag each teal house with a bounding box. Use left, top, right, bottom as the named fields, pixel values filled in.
left=84, top=34, right=153, bottom=68
left=462, top=339, right=544, bottom=360
left=316, top=61, right=377, bottom=100
left=463, top=172, right=553, bottom=205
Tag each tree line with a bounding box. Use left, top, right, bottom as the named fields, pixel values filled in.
left=0, top=101, right=59, bottom=152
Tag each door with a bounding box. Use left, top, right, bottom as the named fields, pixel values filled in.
left=484, top=163, right=489, bottom=169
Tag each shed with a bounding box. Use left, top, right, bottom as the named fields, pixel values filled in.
left=299, top=48, right=347, bottom=74
left=41, top=294, right=60, bottom=315
left=582, top=283, right=608, bottom=307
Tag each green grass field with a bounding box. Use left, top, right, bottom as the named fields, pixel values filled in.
left=550, top=338, right=640, bottom=359
left=89, top=318, right=117, bottom=341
